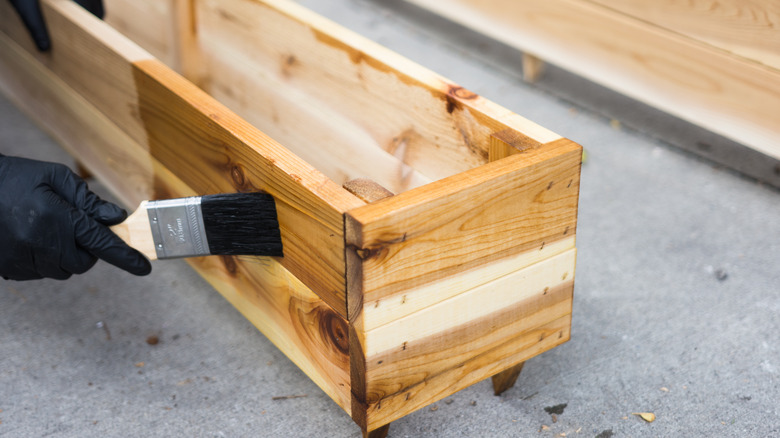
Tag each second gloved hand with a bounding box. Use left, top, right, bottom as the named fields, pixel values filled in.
left=0, top=156, right=152, bottom=281
left=8, top=0, right=104, bottom=51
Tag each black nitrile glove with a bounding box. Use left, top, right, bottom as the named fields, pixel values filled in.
left=0, top=155, right=152, bottom=281
left=8, top=0, right=104, bottom=51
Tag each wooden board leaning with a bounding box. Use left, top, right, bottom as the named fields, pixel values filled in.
left=402, top=0, right=780, bottom=187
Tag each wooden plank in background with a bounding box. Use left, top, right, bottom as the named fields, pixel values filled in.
left=403, top=0, right=780, bottom=162
left=589, top=0, right=780, bottom=70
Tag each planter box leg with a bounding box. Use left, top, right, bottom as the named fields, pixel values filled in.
left=492, top=362, right=525, bottom=396
left=364, top=424, right=390, bottom=438
left=522, top=53, right=545, bottom=83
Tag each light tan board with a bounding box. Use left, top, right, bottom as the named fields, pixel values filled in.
left=404, top=0, right=780, bottom=162
left=590, top=0, right=780, bottom=70
left=361, top=236, right=575, bottom=332
left=0, top=0, right=366, bottom=317
left=0, top=0, right=353, bottom=414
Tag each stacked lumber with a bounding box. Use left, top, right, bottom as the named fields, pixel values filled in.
left=0, top=0, right=582, bottom=435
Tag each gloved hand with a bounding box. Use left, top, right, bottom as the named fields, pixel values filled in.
left=0, top=155, right=152, bottom=281
left=8, top=0, right=104, bottom=51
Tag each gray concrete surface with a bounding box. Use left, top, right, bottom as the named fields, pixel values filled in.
left=1, top=0, right=779, bottom=436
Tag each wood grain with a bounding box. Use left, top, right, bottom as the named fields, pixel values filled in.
left=104, top=0, right=200, bottom=79
left=1, top=0, right=367, bottom=317
left=362, top=248, right=576, bottom=357
left=2, top=0, right=582, bottom=431
left=361, top=236, right=575, bottom=332
left=404, top=0, right=780, bottom=161
left=102, top=0, right=177, bottom=66
left=347, top=138, right=581, bottom=307
left=189, top=254, right=352, bottom=414
left=347, top=139, right=580, bottom=429
left=132, top=59, right=366, bottom=316
left=0, top=20, right=352, bottom=412
left=492, top=362, right=525, bottom=396
left=589, top=0, right=780, bottom=70
left=365, top=296, right=572, bottom=429
left=0, top=28, right=154, bottom=206
left=344, top=179, right=396, bottom=204
left=489, top=128, right=542, bottom=161
left=192, top=0, right=560, bottom=187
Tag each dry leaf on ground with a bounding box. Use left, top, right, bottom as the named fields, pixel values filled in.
left=632, top=412, right=656, bottom=422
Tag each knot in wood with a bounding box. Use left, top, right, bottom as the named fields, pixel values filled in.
left=320, top=310, right=349, bottom=355
left=231, top=165, right=246, bottom=187
left=221, top=255, right=238, bottom=275
left=447, top=85, right=478, bottom=100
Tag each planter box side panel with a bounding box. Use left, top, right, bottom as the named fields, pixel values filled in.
left=347, top=139, right=581, bottom=430
left=191, top=0, right=562, bottom=189
left=0, top=0, right=354, bottom=412
left=0, top=0, right=364, bottom=318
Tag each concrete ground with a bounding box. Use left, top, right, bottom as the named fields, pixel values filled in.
left=1, top=0, right=779, bottom=436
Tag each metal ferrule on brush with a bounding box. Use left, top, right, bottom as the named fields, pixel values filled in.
left=146, top=197, right=211, bottom=259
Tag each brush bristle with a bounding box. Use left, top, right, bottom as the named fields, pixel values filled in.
left=200, top=192, right=283, bottom=257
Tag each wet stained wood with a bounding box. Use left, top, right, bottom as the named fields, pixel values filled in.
left=365, top=423, right=390, bottom=438
left=492, top=362, right=525, bottom=396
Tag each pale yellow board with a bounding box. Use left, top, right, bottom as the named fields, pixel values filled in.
left=363, top=248, right=576, bottom=357
left=362, top=236, right=575, bottom=331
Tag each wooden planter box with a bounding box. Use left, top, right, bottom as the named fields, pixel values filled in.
left=0, top=0, right=581, bottom=435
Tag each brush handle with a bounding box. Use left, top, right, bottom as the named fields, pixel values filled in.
left=110, top=201, right=159, bottom=261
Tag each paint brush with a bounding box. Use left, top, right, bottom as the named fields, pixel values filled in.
left=111, top=192, right=283, bottom=260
